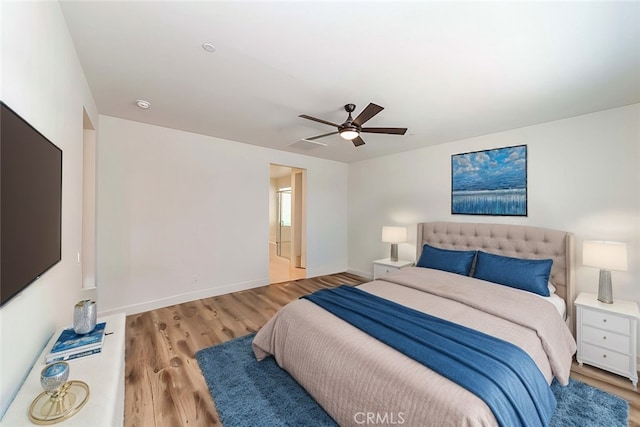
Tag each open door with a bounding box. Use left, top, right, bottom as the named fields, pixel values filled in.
left=291, top=169, right=306, bottom=268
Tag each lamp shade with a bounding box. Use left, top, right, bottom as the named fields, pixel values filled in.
left=583, top=241, right=628, bottom=271
left=382, top=226, right=407, bottom=244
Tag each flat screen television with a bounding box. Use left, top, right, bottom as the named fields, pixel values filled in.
left=1, top=102, right=62, bottom=307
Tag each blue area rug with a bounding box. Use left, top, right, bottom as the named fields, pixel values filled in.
left=195, top=334, right=629, bottom=427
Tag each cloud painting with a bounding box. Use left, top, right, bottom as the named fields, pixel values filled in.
left=451, top=145, right=527, bottom=216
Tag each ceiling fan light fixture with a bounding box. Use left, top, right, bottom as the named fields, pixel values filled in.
left=299, top=102, right=406, bottom=148
left=339, top=128, right=359, bottom=140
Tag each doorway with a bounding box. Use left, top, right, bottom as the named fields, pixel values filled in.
left=269, top=164, right=306, bottom=283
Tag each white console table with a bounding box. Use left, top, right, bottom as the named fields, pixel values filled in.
left=1, top=312, right=126, bottom=426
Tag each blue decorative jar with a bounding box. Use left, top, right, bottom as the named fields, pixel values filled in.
left=40, top=362, right=69, bottom=392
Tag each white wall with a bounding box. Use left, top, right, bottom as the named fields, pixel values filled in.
left=97, top=116, right=348, bottom=315
left=348, top=104, right=640, bottom=353
left=0, top=1, right=98, bottom=417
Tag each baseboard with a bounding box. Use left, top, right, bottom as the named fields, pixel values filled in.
left=98, top=277, right=269, bottom=317
left=346, top=268, right=373, bottom=281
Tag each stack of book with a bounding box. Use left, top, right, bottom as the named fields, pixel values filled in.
left=45, top=322, right=107, bottom=363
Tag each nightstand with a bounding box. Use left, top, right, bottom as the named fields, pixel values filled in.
left=373, top=258, right=413, bottom=280
left=575, top=292, right=639, bottom=389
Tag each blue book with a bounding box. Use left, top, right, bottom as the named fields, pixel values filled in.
left=48, top=322, right=106, bottom=356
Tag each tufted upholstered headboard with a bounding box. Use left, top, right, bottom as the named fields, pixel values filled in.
left=416, top=221, right=576, bottom=334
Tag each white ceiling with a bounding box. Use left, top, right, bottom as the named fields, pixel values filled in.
left=60, top=1, right=640, bottom=163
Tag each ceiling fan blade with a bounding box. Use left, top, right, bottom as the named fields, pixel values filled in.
left=361, top=127, right=408, bottom=135
left=306, top=131, right=338, bottom=141
left=352, top=103, right=384, bottom=126
left=299, top=114, right=340, bottom=128
left=352, top=136, right=366, bottom=147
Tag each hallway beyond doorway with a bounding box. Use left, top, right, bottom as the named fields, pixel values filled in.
left=268, top=242, right=306, bottom=284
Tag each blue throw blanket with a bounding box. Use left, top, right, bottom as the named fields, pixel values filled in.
left=303, top=286, right=556, bottom=427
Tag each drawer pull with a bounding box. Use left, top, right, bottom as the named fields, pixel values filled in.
left=603, top=354, right=607, bottom=358
left=603, top=336, right=607, bottom=340
left=603, top=319, right=607, bottom=323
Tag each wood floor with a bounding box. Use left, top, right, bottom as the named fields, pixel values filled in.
left=124, top=273, right=639, bottom=427
left=268, top=241, right=306, bottom=284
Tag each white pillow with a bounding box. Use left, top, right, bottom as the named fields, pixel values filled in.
left=548, top=282, right=557, bottom=294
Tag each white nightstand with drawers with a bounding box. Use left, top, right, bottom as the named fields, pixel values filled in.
left=373, top=258, right=413, bottom=280
left=575, top=292, right=639, bottom=389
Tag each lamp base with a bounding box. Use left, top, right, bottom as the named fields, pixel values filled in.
left=390, top=244, right=398, bottom=262
left=597, top=269, right=613, bottom=304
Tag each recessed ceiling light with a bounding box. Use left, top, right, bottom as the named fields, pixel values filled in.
left=202, top=43, right=216, bottom=53
left=136, top=99, right=150, bottom=109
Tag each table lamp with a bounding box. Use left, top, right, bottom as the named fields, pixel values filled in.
left=382, top=226, right=407, bottom=262
left=582, top=240, right=628, bottom=304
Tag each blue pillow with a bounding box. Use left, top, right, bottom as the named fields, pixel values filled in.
left=472, top=251, right=552, bottom=296
left=416, top=244, right=476, bottom=276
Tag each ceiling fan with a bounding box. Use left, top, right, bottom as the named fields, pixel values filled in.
left=299, top=103, right=407, bottom=147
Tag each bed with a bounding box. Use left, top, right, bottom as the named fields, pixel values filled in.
left=253, top=221, right=577, bottom=426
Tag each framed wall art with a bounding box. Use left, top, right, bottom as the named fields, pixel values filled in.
left=451, top=144, right=527, bottom=216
